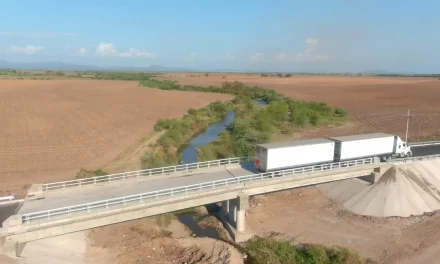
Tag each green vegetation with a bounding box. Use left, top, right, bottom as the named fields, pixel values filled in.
left=75, top=168, right=108, bottom=179
left=139, top=78, right=347, bottom=165
left=0, top=70, right=42, bottom=77
left=92, top=71, right=157, bottom=80
left=141, top=100, right=234, bottom=168
left=245, top=237, right=377, bottom=264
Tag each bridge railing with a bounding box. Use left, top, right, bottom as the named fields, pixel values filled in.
left=409, top=140, right=440, bottom=147
left=23, top=157, right=374, bottom=223
left=388, top=153, right=440, bottom=163
left=42, top=157, right=253, bottom=192
left=0, top=195, right=15, bottom=202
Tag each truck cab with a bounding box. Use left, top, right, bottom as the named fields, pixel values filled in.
left=394, top=136, right=412, bottom=158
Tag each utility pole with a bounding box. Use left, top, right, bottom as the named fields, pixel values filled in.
left=403, top=109, right=415, bottom=142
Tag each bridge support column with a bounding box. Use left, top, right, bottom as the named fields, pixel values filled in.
left=1, top=237, right=26, bottom=257
left=219, top=194, right=252, bottom=243
left=221, top=200, right=229, bottom=219
left=1, top=214, right=27, bottom=257
left=236, top=194, right=248, bottom=232
left=228, top=199, right=237, bottom=225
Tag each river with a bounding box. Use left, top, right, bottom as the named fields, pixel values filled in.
left=180, top=99, right=268, bottom=164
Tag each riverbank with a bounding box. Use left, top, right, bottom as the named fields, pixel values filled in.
left=140, top=79, right=348, bottom=167
left=86, top=208, right=244, bottom=264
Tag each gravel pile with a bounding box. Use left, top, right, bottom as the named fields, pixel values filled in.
left=318, top=160, right=440, bottom=217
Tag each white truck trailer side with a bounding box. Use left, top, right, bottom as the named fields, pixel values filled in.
left=255, top=139, right=335, bottom=172
left=328, top=133, right=412, bottom=162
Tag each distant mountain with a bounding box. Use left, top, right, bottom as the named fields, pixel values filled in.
left=0, top=60, right=195, bottom=72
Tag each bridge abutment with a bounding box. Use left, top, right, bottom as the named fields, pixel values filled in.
left=1, top=214, right=27, bottom=257
left=220, top=194, right=253, bottom=242
left=358, top=167, right=381, bottom=184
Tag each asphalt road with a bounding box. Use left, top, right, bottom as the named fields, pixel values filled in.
left=16, top=146, right=440, bottom=216
left=411, top=145, right=440, bottom=156
left=18, top=163, right=256, bottom=214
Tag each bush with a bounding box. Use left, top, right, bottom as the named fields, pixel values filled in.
left=246, top=237, right=373, bottom=264
left=140, top=76, right=348, bottom=166
left=75, top=168, right=108, bottom=179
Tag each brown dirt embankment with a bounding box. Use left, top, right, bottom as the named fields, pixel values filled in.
left=86, top=216, right=243, bottom=264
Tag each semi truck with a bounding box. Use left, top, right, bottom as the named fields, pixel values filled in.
left=254, top=133, right=412, bottom=172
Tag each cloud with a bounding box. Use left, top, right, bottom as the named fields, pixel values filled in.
left=78, top=48, right=87, bottom=55
left=296, top=38, right=329, bottom=62
left=277, top=53, right=288, bottom=60
left=305, top=38, right=318, bottom=47
left=7, top=45, right=44, bottom=55
left=95, top=43, right=157, bottom=59
left=250, top=53, right=264, bottom=62
left=225, top=52, right=235, bottom=60
left=96, top=43, right=117, bottom=56
left=120, top=48, right=157, bottom=58
left=0, top=32, right=78, bottom=38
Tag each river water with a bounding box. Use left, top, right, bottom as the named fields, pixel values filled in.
left=180, top=99, right=268, bottom=164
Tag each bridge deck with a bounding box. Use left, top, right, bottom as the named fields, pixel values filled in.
left=19, top=163, right=256, bottom=214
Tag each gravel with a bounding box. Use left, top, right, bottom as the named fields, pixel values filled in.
left=318, top=160, right=440, bottom=217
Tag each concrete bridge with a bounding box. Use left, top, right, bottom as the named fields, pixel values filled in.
left=1, top=144, right=440, bottom=257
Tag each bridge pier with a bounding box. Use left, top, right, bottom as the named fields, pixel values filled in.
left=1, top=237, right=26, bottom=257
left=1, top=214, right=27, bottom=257
left=220, top=194, right=253, bottom=242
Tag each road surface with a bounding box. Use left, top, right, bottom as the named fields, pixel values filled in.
left=16, top=145, right=440, bottom=216
left=18, top=163, right=256, bottom=214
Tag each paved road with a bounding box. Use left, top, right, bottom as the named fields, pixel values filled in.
left=412, top=145, right=440, bottom=156
left=17, top=146, right=440, bottom=216
left=18, top=163, right=256, bottom=214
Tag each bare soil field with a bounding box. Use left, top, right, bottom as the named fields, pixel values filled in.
left=0, top=79, right=231, bottom=196
left=246, top=185, right=434, bottom=263
left=87, top=216, right=243, bottom=264
left=164, top=73, right=440, bottom=141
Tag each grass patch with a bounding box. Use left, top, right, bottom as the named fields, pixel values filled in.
left=245, top=237, right=377, bottom=264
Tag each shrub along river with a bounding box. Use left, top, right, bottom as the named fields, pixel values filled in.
left=180, top=99, right=268, bottom=164
left=176, top=100, right=268, bottom=243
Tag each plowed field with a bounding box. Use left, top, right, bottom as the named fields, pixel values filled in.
left=0, top=80, right=231, bottom=195
left=163, top=74, right=440, bottom=141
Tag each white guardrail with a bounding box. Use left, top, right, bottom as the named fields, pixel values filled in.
left=0, top=195, right=15, bottom=202
left=409, top=140, right=440, bottom=147
left=23, top=158, right=374, bottom=223
left=40, top=140, right=440, bottom=192
left=387, top=153, right=440, bottom=163
left=43, top=157, right=253, bottom=192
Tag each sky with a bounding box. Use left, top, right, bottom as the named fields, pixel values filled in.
left=1, top=0, right=439, bottom=73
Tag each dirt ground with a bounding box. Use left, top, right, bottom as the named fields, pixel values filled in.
left=86, top=216, right=243, bottom=264
left=0, top=79, right=231, bottom=196
left=164, top=74, right=440, bottom=141
left=246, top=183, right=440, bottom=264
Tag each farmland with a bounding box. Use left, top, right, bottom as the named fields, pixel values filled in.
left=161, top=73, right=440, bottom=141
left=0, top=79, right=231, bottom=195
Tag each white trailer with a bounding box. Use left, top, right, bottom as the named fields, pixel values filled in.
left=255, top=138, right=335, bottom=172
left=328, top=133, right=412, bottom=162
